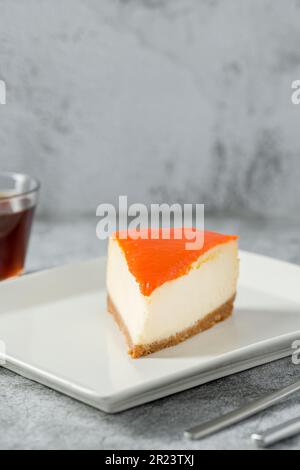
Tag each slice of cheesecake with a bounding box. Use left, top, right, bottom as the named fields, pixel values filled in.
left=106, top=228, right=239, bottom=358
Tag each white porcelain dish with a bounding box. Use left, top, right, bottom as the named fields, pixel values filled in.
left=0, top=251, right=299, bottom=413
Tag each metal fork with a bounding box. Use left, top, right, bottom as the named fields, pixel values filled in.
left=252, top=416, right=300, bottom=447
left=184, top=379, right=300, bottom=440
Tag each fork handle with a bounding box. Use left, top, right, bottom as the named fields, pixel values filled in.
left=252, top=417, right=300, bottom=447
left=185, top=380, right=300, bottom=440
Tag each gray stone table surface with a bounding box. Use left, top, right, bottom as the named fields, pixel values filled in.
left=0, top=215, right=300, bottom=450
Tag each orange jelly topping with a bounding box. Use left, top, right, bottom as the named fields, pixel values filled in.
left=114, top=228, right=238, bottom=296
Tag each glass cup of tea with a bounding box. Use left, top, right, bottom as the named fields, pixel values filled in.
left=0, top=172, right=40, bottom=281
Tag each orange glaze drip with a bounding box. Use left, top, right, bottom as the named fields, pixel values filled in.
left=114, top=228, right=238, bottom=297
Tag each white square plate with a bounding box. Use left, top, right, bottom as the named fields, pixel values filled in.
left=0, top=251, right=299, bottom=413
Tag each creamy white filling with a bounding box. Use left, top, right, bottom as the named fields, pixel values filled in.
left=107, top=238, right=148, bottom=342
left=106, top=239, right=239, bottom=345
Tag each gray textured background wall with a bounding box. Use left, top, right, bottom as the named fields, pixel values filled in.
left=0, top=0, right=300, bottom=219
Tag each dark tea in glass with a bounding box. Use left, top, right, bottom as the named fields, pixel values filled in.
left=0, top=173, right=40, bottom=281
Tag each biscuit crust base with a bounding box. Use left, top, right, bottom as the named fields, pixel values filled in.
left=107, top=294, right=236, bottom=359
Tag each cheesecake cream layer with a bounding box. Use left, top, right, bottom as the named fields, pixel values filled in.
left=108, top=293, right=235, bottom=358
left=107, top=238, right=239, bottom=348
